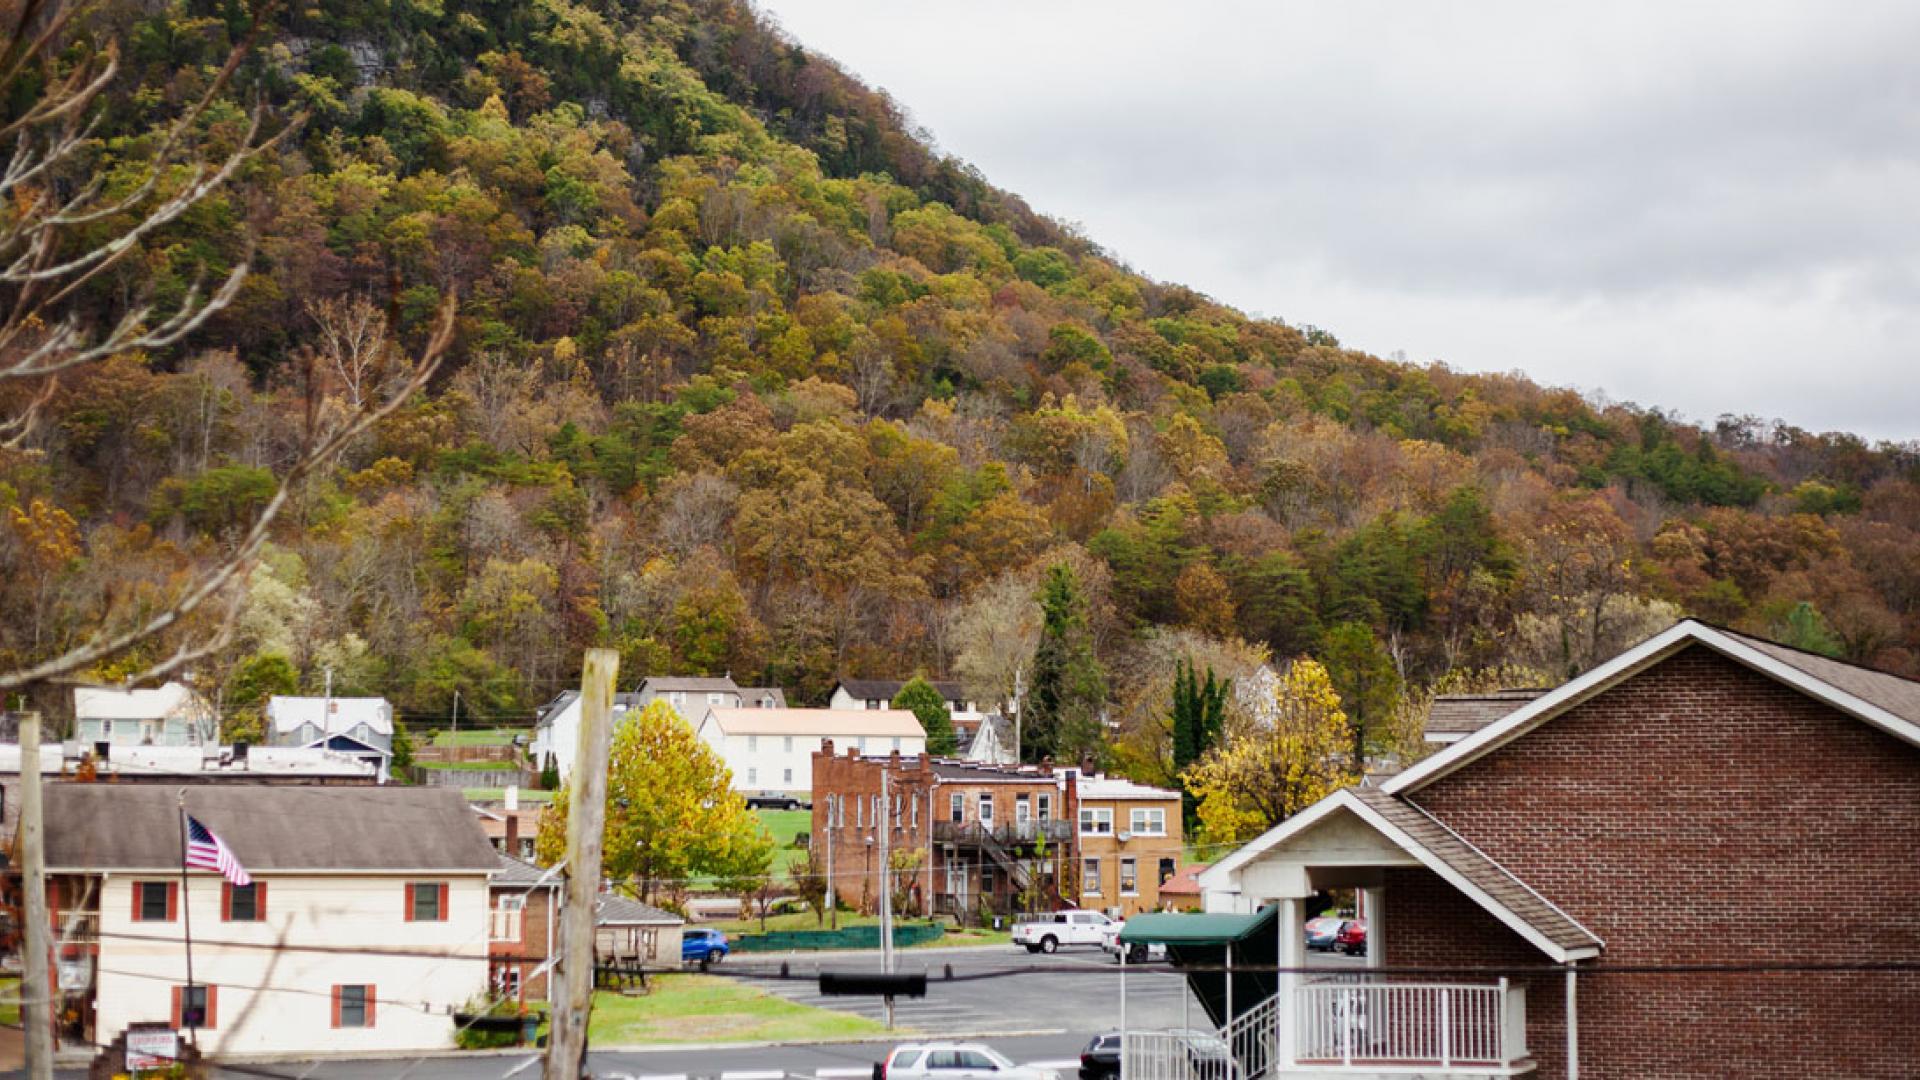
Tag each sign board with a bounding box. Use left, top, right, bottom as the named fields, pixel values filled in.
left=125, top=1023, right=179, bottom=1073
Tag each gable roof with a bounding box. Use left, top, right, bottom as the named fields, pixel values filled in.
left=492, top=853, right=559, bottom=889
left=640, top=676, right=740, bottom=694
left=1200, top=787, right=1602, bottom=962
left=72, top=682, right=209, bottom=722
left=737, top=686, right=788, bottom=708
left=1425, top=689, right=1548, bottom=740
left=44, top=784, right=497, bottom=873
left=834, top=678, right=967, bottom=703
left=1386, top=619, right=1920, bottom=795
left=266, top=696, right=394, bottom=736
left=595, top=893, right=682, bottom=926
left=704, top=707, right=925, bottom=738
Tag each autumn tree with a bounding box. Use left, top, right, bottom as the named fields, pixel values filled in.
left=894, top=676, right=957, bottom=755
left=1024, top=563, right=1108, bottom=764
left=1320, top=621, right=1402, bottom=771
left=1184, top=660, right=1359, bottom=844
left=536, top=701, right=773, bottom=905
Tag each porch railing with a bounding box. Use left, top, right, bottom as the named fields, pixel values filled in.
left=1294, top=979, right=1527, bottom=1068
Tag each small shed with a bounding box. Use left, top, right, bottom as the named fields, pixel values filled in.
left=594, top=894, right=684, bottom=965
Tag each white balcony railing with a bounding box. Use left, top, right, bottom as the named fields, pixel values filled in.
left=1294, top=979, right=1527, bottom=1069
left=488, top=907, right=523, bottom=943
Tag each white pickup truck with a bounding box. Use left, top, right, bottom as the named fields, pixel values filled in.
left=1011, top=909, right=1113, bottom=953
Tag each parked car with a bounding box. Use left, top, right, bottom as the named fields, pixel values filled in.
left=744, top=791, right=807, bottom=810
left=1078, top=1031, right=1120, bottom=1079
left=1304, top=916, right=1347, bottom=951
left=682, top=927, right=729, bottom=964
left=1099, top=920, right=1167, bottom=963
left=1165, top=1029, right=1238, bottom=1079
left=1012, top=909, right=1112, bottom=954
left=875, top=1041, right=1057, bottom=1078
left=1335, top=919, right=1367, bottom=956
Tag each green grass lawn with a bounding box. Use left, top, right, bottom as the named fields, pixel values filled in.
left=586, top=975, right=889, bottom=1045
left=464, top=787, right=556, bottom=803
left=758, top=808, right=811, bottom=875
left=431, top=729, right=519, bottom=747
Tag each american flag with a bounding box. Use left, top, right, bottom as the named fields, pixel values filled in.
left=185, top=816, right=251, bottom=887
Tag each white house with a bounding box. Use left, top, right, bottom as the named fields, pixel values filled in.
left=530, top=690, right=642, bottom=779
left=72, top=682, right=216, bottom=748
left=264, top=696, right=395, bottom=781
left=533, top=678, right=790, bottom=779
left=44, top=784, right=497, bottom=1058
left=695, top=707, right=926, bottom=793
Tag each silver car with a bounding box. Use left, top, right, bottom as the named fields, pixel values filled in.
left=877, top=1041, right=1058, bottom=1078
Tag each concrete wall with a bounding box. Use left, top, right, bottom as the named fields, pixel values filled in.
left=95, top=872, right=490, bottom=1057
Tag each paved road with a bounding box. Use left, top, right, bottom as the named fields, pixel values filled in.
left=26, top=946, right=1367, bottom=1079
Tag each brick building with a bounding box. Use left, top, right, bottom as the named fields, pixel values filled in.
left=488, top=855, right=557, bottom=1003
left=1189, top=619, right=1920, bottom=1078
left=811, top=746, right=1078, bottom=921
left=1074, top=774, right=1184, bottom=918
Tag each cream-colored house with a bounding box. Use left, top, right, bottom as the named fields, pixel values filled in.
left=695, top=707, right=925, bottom=794
left=44, top=784, right=497, bottom=1057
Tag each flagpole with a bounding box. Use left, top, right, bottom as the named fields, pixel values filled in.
left=177, top=790, right=196, bottom=1044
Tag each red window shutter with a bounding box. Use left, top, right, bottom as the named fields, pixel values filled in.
left=437, top=882, right=449, bottom=921
left=330, top=985, right=342, bottom=1028
left=171, top=986, right=182, bottom=1029
left=221, top=882, right=232, bottom=922
left=404, top=883, right=415, bottom=922
left=365, top=985, right=377, bottom=1028
left=204, top=985, right=218, bottom=1030
left=133, top=883, right=144, bottom=922
left=166, top=882, right=179, bottom=922
left=256, top=881, right=268, bottom=921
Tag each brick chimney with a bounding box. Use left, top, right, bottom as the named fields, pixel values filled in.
left=505, top=812, right=520, bottom=855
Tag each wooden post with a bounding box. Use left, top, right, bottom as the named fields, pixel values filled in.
left=878, top=770, right=893, bottom=1029
left=20, top=712, right=53, bottom=1080
left=545, top=649, right=618, bottom=1080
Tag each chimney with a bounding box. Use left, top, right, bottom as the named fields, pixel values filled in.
left=1039, top=756, right=1053, bottom=777
left=505, top=784, right=519, bottom=811
left=505, top=812, right=520, bottom=854
left=822, top=738, right=834, bottom=757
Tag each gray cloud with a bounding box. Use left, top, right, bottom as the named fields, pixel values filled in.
left=757, top=0, right=1920, bottom=439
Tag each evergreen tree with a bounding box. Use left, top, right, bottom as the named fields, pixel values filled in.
left=1024, top=563, right=1108, bottom=764
left=1170, top=658, right=1230, bottom=831
left=894, top=675, right=958, bottom=755
left=1321, top=621, right=1402, bottom=771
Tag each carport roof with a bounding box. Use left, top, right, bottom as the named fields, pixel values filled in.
left=1119, top=908, right=1270, bottom=946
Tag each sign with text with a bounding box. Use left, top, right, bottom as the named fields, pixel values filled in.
left=125, top=1023, right=179, bottom=1072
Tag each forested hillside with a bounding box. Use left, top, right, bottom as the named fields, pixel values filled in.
left=8, top=0, right=1919, bottom=767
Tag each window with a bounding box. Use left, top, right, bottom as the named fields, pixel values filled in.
left=669, top=692, right=685, bottom=707
left=490, top=896, right=524, bottom=943
left=1037, top=793, right=1052, bottom=821
left=748, top=735, right=758, bottom=752
left=519, top=837, right=535, bottom=860
left=747, top=767, right=758, bottom=785
left=1082, top=857, right=1101, bottom=895
left=1129, top=807, right=1167, bottom=836
left=1080, top=807, right=1114, bottom=835
left=911, top=797, right=918, bottom=829
left=783, top=768, right=793, bottom=785
left=223, top=882, right=265, bottom=922
left=707, top=692, right=724, bottom=705
left=173, top=984, right=216, bottom=1029
left=949, top=793, right=964, bottom=823
left=891, top=737, right=902, bottom=751
left=1120, top=857, right=1138, bottom=896
left=332, top=984, right=375, bottom=1029
left=978, top=793, right=993, bottom=823
left=783, top=736, right=794, bottom=753
left=134, top=881, right=175, bottom=922
left=1159, top=858, right=1177, bottom=886
left=407, top=882, right=447, bottom=922
left=1015, top=794, right=1031, bottom=824
left=857, top=736, right=867, bottom=753
left=856, top=797, right=864, bottom=829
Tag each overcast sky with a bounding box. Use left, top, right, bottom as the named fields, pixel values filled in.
left=754, top=1, right=1920, bottom=442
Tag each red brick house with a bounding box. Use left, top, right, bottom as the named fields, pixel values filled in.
left=1188, top=619, right=1920, bottom=1079
left=488, top=854, right=558, bottom=1004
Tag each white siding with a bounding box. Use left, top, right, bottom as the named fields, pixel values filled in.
left=95, top=872, right=489, bottom=1056
left=709, top=730, right=925, bottom=793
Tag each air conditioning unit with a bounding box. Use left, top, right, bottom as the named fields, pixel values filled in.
left=1116, top=831, right=1133, bottom=842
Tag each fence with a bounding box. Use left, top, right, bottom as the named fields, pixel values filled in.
left=1294, top=979, right=1525, bottom=1067
left=415, top=744, right=520, bottom=766
left=409, top=765, right=531, bottom=789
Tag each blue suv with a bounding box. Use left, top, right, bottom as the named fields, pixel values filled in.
left=682, top=927, right=730, bottom=965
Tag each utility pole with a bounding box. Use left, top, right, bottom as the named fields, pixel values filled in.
left=825, top=797, right=837, bottom=930
left=545, top=649, right=618, bottom=1080
left=1011, top=665, right=1024, bottom=764
left=450, top=689, right=460, bottom=739
left=878, top=769, right=894, bottom=1030
left=20, top=712, right=53, bottom=1079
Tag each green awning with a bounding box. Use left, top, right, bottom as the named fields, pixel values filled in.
left=1118, top=910, right=1267, bottom=945
left=1118, top=905, right=1278, bottom=1031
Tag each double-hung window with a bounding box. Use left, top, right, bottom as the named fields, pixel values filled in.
left=1120, top=858, right=1139, bottom=896
left=332, top=984, right=376, bottom=1028
left=174, top=985, right=216, bottom=1029
left=134, top=881, right=176, bottom=922
left=1082, top=858, right=1101, bottom=896
left=407, top=882, right=447, bottom=922
left=1079, top=807, right=1113, bottom=836
left=223, top=882, right=265, bottom=922
left=1129, top=807, right=1167, bottom=836
left=949, top=793, right=964, bottom=823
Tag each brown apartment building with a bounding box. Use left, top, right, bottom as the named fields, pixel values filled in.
left=1074, top=774, right=1184, bottom=918
left=812, top=746, right=1078, bottom=921
left=811, top=746, right=1185, bottom=922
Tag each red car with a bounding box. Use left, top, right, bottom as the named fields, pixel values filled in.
left=1336, top=919, right=1367, bottom=956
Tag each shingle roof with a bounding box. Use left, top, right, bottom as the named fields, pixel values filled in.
left=706, top=707, right=925, bottom=737
left=836, top=678, right=966, bottom=702
left=595, top=893, right=682, bottom=926
left=1717, top=627, right=1920, bottom=726
left=737, top=686, right=788, bottom=708
left=928, top=759, right=1052, bottom=783
left=493, top=853, right=558, bottom=888
left=266, top=696, right=394, bottom=736
left=1353, top=788, right=1602, bottom=956
left=1425, top=690, right=1549, bottom=737
left=640, top=676, right=741, bottom=694
left=44, top=784, right=498, bottom=873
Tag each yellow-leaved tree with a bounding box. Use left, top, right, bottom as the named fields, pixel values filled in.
left=537, top=700, right=773, bottom=907
left=1183, top=659, right=1360, bottom=846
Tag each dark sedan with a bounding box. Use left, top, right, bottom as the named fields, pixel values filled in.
left=1079, top=1031, right=1120, bottom=1079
